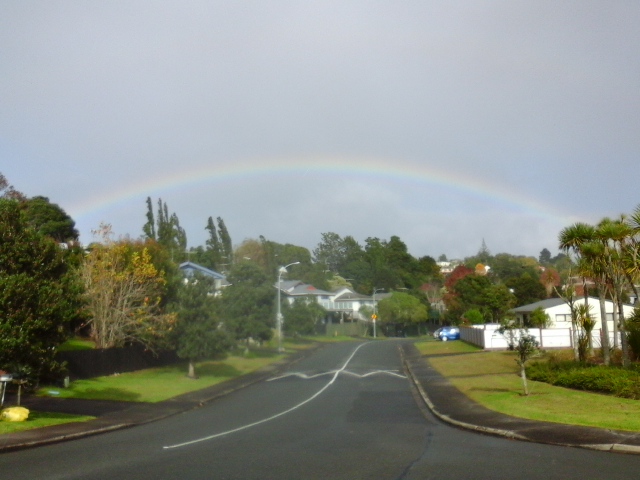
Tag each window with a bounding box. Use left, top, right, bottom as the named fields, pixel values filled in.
left=555, top=314, right=571, bottom=323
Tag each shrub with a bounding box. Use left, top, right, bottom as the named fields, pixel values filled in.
left=626, top=307, right=640, bottom=361
left=462, top=308, right=484, bottom=325
left=527, top=360, right=640, bottom=399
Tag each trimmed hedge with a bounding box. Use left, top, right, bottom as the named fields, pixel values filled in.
left=527, top=361, right=640, bottom=400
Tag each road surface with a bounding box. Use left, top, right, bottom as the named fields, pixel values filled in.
left=1, top=341, right=638, bottom=479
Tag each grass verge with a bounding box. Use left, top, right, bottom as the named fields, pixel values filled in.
left=415, top=339, right=640, bottom=432
left=39, top=348, right=289, bottom=403
left=0, top=411, right=94, bottom=435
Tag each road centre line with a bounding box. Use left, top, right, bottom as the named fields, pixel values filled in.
left=163, top=342, right=371, bottom=450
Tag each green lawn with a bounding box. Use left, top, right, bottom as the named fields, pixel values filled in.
left=415, top=339, right=640, bottom=432
left=39, top=349, right=289, bottom=403
left=57, top=337, right=96, bottom=352
left=0, top=411, right=94, bottom=435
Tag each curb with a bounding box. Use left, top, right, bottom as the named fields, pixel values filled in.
left=400, top=346, right=528, bottom=442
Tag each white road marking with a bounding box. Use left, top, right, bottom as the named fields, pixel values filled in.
left=268, top=369, right=406, bottom=381
left=163, top=342, right=400, bottom=450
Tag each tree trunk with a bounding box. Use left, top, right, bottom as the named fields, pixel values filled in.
left=598, top=291, right=610, bottom=365
left=187, top=360, right=197, bottom=379
left=520, top=364, right=529, bottom=396
left=618, top=297, right=630, bottom=368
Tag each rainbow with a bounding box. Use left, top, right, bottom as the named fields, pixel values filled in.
left=69, top=155, right=575, bottom=227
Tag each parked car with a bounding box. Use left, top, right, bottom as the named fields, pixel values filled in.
left=433, top=327, right=443, bottom=339
left=437, top=326, right=460, bottom=341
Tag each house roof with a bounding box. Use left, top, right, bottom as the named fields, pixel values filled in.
left=179, top=262, right=226, bottom=280
left=333, top=291, right=371, bottom=302
left=276, top=279, right=332, bottom=296
left=511, top=296, right=633, bottom=314
left=511, top=298, right=566, bottom=313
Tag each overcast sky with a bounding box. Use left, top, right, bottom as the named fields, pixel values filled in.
left=2, top=1, right=638, bottom=260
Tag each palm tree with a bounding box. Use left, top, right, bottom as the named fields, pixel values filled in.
left=559, top=222, right=596, bottom=361
left=579, top=240, right=610, bottom=364
left=623, top=205, right=640, bottom=301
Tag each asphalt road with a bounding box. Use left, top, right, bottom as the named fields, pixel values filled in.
left=1, top=341, right=639, bottom=479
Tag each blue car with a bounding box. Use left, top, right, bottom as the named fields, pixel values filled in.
left=438, top=326, right=460, bottom=341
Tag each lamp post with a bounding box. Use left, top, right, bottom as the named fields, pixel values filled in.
left=372, top=288, right=385, bottom=338
left=277, top=261, right=300, bottom=353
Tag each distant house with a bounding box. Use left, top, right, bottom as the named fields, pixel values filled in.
left=276, top=280, right=333, bottom=305
left=276, top=281, right=389, bottom=323
left=323, top=287, right=378, bottom=322
left=179, top=262, right=230, bottom=292
left=511, top=297, right=634, bottom=331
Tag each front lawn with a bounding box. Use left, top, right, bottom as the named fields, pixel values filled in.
left=415, top=340, right=640, bottom=432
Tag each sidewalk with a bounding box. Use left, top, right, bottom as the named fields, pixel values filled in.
left=2, top=341, right=640, bottom=454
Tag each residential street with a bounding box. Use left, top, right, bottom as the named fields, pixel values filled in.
left=1, top=341, right=639, bottom=479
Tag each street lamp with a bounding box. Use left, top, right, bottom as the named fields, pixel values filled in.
left=372, top=288, right=385, bottom=338
left=277, top=261, right=300, bottom=353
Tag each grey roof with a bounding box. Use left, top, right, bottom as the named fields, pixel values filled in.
left=179, top=262, right=226, bottom=280
left=511, top=298, right=566, bottom=313
left=276, top=280, right=332, bottom=296
left=333, top=291, right=371, bottom=302
left=512, top=296, right=635, bottom=314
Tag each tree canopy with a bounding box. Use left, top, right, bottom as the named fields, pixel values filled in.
left=0, top=199, right=84, bottom=382
left=172, top=273, right=234, bottom=378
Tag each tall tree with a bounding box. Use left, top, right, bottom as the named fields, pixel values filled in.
left=217, top=217, right=233, bottom=266
left=539, top=248, right=552, bottom=265
left=0, top=199, right=84, bottom=383
left=377, top=292, right=429, bottom=332
left=204, top=216, right=223, bottom=269
left=82, top=224, right=174, bottom=350
left=559, top=222, right=596, bottom=361
left=142, top=198, right=187, bottom=260
left=20, top=196, right=79, bottom=243
left=173, top=273, right=234, bottom=378
left=143, top=196, right=156, bottom=240
left=220, top=262, right=274, bottom=345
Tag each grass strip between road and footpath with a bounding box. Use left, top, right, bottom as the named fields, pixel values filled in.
left=0, top=411, right=95, bottom=435
left=415, top=339, right=640, bottom=432
left=37, top=335, right=355, bottom=404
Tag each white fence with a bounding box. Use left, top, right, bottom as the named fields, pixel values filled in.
left=461, top=324, right=622, bottom=350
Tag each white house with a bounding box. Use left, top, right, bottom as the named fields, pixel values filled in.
left=511, top=297, right=635, bottom=331
left=277, top=280, right=333, bottom=305
left=276, top=282, right=391, bottom=323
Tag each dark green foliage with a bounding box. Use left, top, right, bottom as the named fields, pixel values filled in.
left=173, top=273, right=234, bottom=377
left=377, top=292, right=429, bottom=328
left=539, top=248, right=552, bottom=265
left=20, top=196, right=79, bottom=242
left=216, top=217, right=233, bottom=266
left=626, top=307, right=640, bottom=361
left=505, top=273, right=547, bottom=306
left=142, top=197, right=187, bottom=259
left=220, top=262, right=274, bottom=343
left=282, top=300, right=326, bottom=336
left=528, top=306, right=551, bottom=328
left=143, top=196, right=156, bottom=239
left=446, top=274, right=516, bottom=324
left=0, top=199, right=84, bottom=383
left=527, top=360, right=640, bottom=399
left=312, top=232, right=441, bottom=294
left=463, top=308, right=484, bottom=325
